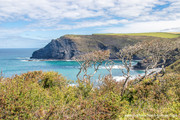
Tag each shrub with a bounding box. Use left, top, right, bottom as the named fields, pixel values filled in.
left=39, top=71, right=69, bottom=89
left=0, top=71, right=179, bottom=119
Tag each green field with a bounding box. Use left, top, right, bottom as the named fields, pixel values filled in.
left=94, top=32, right=180, bottom=38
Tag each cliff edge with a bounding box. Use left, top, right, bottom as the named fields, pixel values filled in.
left=31, top=34, right=166, bottom=60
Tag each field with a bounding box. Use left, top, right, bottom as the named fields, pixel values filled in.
left=94, top=32, right=180, bottom=38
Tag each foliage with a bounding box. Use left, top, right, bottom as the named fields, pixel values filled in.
left=0, top=69, right=179, bottom=119
left=39, top=71, right=68, bottom=89
left=0, top=43, right=180, bottom=119
left=166, top=59, right=180, bottom=73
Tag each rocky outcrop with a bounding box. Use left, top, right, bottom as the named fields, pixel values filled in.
left=133, top=61, right=150, bottom=70
left=133, top=48, right=180, bottom=70
left=31, top=37, right=80, bottom=59
left=165, top=48, right=180, bottom=66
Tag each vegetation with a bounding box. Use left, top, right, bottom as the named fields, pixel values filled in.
left=166, top=59, right=180, bottom=73
left=63, top=34, right=169, bottom=53
left=60, top=33, right=180, bottom=61
left=94, top=32, right=180, bottom=38
left=74, top=50, right=110, bottom=82
left=0, top=38, right=180, bottom=119
left=0, top=67, right=179, bottom=119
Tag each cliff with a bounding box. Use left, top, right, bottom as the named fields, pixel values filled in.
left=31, top=34, right=167, bottom=60
left=31, top=37, right=80, bottom=59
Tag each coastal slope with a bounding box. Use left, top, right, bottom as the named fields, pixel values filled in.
left=31, top=34, right=172, bottom=60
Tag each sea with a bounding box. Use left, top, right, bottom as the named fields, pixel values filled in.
left=0, top=48, right=145, bottom=81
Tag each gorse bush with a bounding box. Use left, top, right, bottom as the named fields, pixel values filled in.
left=0, top=71, right=70, bottom=119
left=0, top=70, right=179, bottom=119
left=39, top=71, right=68, bottom=89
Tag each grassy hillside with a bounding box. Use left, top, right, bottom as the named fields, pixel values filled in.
left=60, top=33, right=179, bottom=60
left=32, top=32, right=180, bottom=60
left=62, top=34, right=168, bottom=53
left=166, top=59, right=180, bottom=73
left=94, top=32, right=180, bottom=38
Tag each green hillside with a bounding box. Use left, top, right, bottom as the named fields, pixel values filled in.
left=32, top=32, right=180, bottom=60
left=166, top=59, right=180, bottom=73
left=94, top=32, right=180, bottom=38
left=63, top=34, right=168, bottom=53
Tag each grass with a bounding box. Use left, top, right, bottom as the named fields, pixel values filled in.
left=63, top=33, right=167, bottom=53
left=166, top=59, right=180, bottom=73
left=94, top=32, right=180, bottom=38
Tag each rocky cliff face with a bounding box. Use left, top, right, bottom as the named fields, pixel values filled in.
left=31, top=37, right=80, bottom=59
left=133, top=48, right=180, bottom=70
left=31, top=34, right=167, bottom=60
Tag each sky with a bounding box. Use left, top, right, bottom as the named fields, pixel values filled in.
left=0, top=0, right=180, bottom=48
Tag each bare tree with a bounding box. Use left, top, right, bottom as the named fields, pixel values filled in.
left=133, top=39, right=179, bottom=84
left=74, top=50, right=110, bottom=84
left=74, top=39, right=179, bottom=96
left=104, top=60, right=115, bottom=77
left=0, top=70, right=4, bottom=82
left=117, top=42, right=143, bottom=96
left=117, top=39, right=179, bottom=95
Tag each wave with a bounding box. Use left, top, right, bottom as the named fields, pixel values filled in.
left=147, top=68, right=161, bottom=73
left=113, top=68, right=162, bottom=82
left=100, top=65, right=125, bottom=69
left=16, top=57, right=30, bottom=60
left=64, top=60, right=76, bottom=62
left=113, top=76, right=126, bottom=81
left=21, top=59, right=40, bottom=62
left=21, top=60, right=29, bottom=62
left=23, top=59, right=77, bottom=62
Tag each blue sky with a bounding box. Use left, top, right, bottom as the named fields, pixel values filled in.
left=0, top=0, right=180, bottom=48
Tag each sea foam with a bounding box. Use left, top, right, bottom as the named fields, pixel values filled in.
left=100, top=65, right=125, bottom=69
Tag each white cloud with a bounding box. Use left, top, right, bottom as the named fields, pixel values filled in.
left=35, top=19, right=129, bottom=30
left=0, top=35, right=49, bottom=48
left=0, top=0, right=103, bottom=22
left=0, top=0, right=179, bottom=32
left=101, top=19, right=180, bottom=33
left=0, top=0, right=180, bottom=48
left=0, top=0, right=179, bottom=22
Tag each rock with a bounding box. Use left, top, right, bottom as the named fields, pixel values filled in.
left=31, top=37, right=80, bottom=59
left=133, top=61, right=151, bottom=70
left=133, top=48, right=180, bottom=70
left=165, top=48, right=180, bottom=66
